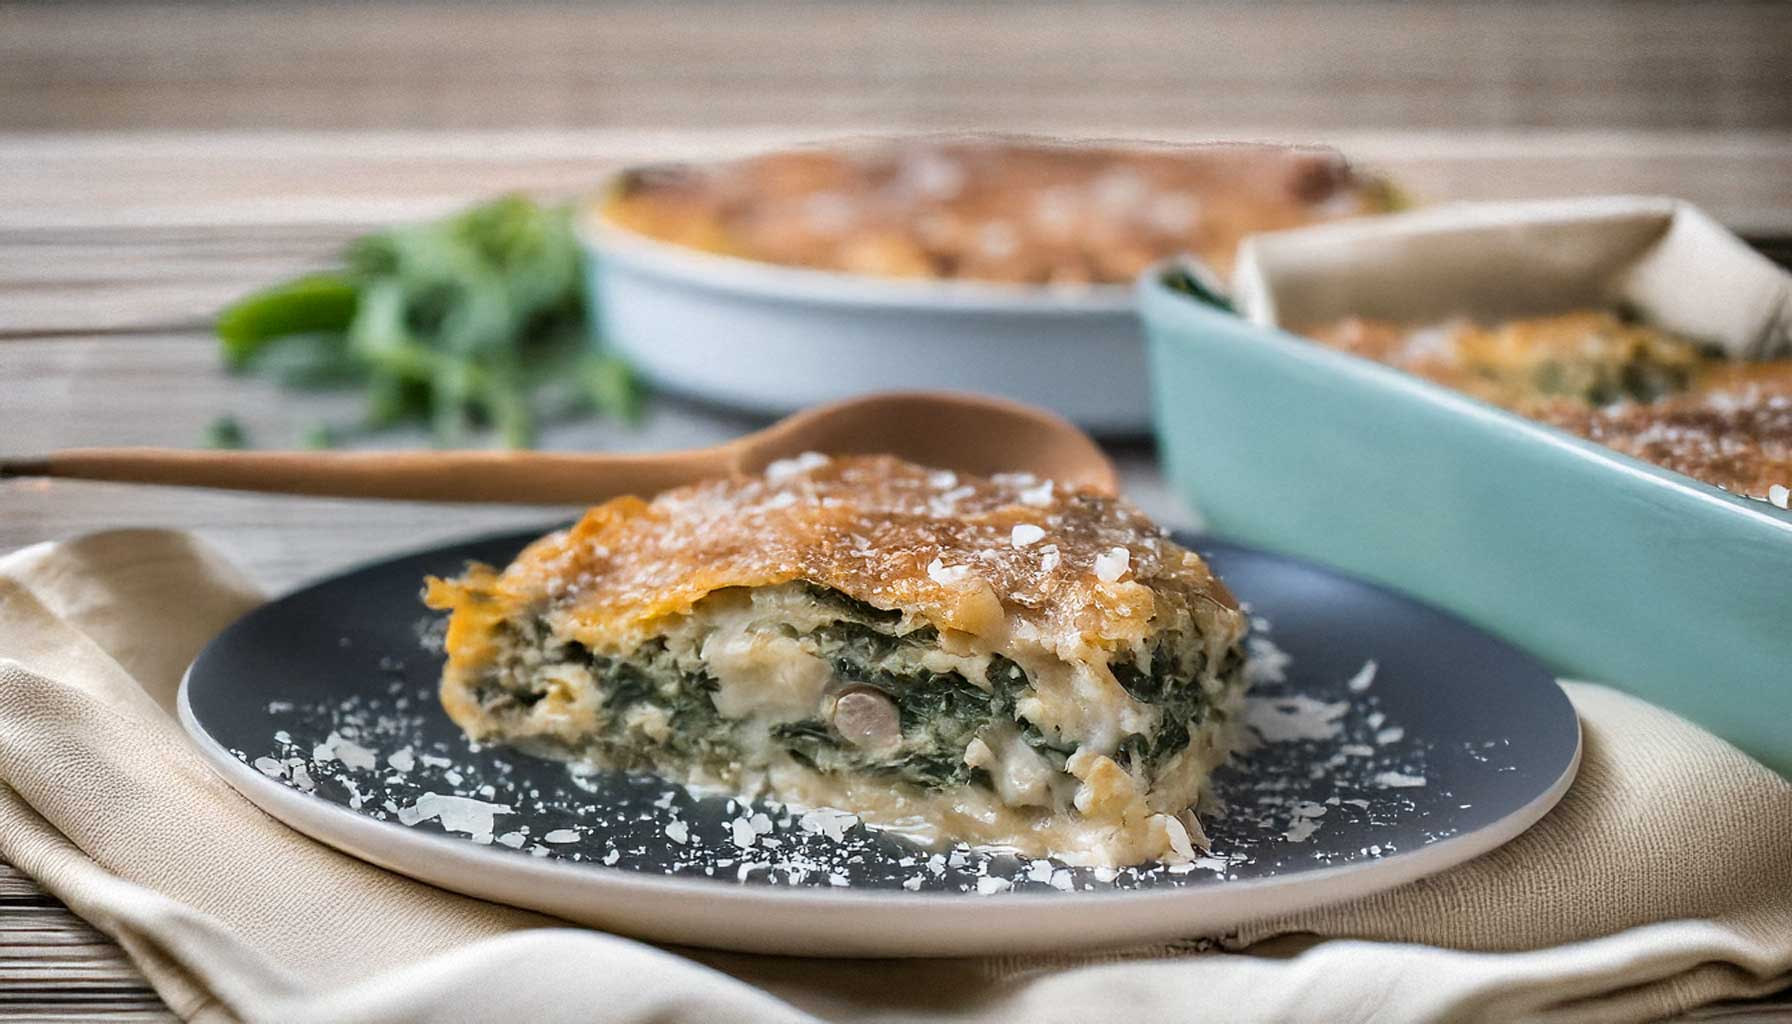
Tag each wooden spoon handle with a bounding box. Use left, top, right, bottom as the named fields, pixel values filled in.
left=3, top=447, right=737, bottom=504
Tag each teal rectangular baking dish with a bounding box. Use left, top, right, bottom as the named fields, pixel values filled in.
left=1138, top=271, right=1792, bottom=776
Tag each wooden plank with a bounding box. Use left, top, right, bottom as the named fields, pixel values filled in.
left=1, top=2, right=1787, bottom=135
left=0, top=867, right=49, bottom=905
left=0, top=911, right=119, bottom=948
left=0, top=224, right=356, bottom=335
left=4, top=130, right=1792, bottom=237
left=0, top=867, right=168, bottom=1021
left=0, top=1008, right=173, bottom=1024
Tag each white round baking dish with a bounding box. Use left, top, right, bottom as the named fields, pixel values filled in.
left=578, top=208, right=1151, bottom=436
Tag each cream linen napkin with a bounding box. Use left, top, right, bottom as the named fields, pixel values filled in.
left=2, top=529, right=1788, bottom=1024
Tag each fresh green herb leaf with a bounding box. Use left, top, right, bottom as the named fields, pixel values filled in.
left=301, top=422, right=341, bottom=450
left=579, top=354, right=645, bottom=425
left=204, top=415, right=250, bottom=449
left=215, top=274, right=358, bottom=370
left=253, top=333, right=362, bottom=390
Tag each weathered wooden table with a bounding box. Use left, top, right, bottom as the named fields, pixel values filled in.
left=5, top=2, right=1792, bottom=1017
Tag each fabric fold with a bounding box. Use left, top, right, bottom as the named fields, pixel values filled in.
left=1, top=529, right=1787, bottom=1023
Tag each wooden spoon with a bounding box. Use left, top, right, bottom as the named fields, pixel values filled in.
left=1, top=391, right=1118, bottom=504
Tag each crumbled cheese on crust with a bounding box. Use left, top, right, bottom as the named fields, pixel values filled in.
left=1094, top=546, right=1130, bottom=582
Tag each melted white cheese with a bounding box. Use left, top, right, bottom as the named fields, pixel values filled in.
left=965, top=722, right=1054, bottom=808
left=667, top=588, right=840, bottom=723
left=700, top=625, right=832, bottom=722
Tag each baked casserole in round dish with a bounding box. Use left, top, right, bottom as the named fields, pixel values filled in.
left=580, top=136, right=1396, bottom=434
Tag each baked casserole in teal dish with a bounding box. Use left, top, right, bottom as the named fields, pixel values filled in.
left=1138, top=198, right=1792, bottom=776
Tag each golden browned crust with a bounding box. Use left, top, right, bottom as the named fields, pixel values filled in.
left=427, top=454, right=1238, bottom=668
left=599, top=138, right=1392, bottom=284
left=1302, top=312, right=1792, bottom=500
left=1536, top=371, right=1792, bottom=500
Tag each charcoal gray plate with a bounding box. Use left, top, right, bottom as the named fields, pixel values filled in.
left=178, top=527, right=1580, bottom=956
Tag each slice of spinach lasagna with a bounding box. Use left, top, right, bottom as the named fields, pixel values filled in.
left=426, top=454, right=1249, bottom=866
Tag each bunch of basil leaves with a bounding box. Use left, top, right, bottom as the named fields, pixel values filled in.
left=215, top=195, right=639, bottom=449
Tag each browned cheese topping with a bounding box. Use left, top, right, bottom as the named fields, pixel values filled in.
left=430, top=454, right=1238, bottom=664
left=601, top=139, right=1392, bottom=285
left=1303, top=312, right=1792, bottom=502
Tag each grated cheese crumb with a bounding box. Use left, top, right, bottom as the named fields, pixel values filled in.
left=926, top=557, right=975, bottom=586
left=1245, top=695, right=1349, bottom=742
left=798, top=808, right=858, bottom=842
left=395, top=793, right=512, bottom=837
left=1346, top=659, right=1379, bottom=693
left=312, top=731, right=378, bottom=771
left=1244, top=635, right=1293, bottom=684
left=764, top=451, right=831, bottom=486
left=1159, top=813, right=1197, bottom=861
left=729, top=817, right=758, bottom=849
left=1093, top=546, right=1130, bottom=582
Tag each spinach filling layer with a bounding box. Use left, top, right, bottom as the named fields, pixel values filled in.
left=474, top=587, right=1230, bottom=795
left=771, top=622, right=1027, bottom=790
